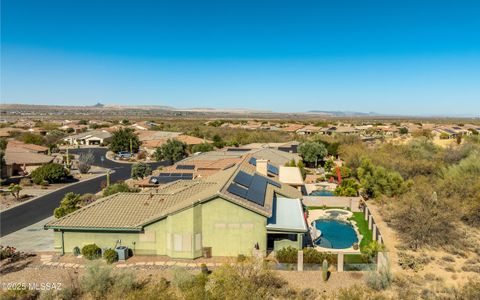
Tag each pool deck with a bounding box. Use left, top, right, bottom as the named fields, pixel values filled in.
left=307, top=209, right=362, bottom=254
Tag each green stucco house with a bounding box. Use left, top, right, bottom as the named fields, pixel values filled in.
left=45, top=155, right=307, bottom=259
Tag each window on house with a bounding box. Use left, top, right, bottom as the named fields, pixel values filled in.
left=195, top=233, right=202, bottom=251
left=173, top=234, right=182, bottom=251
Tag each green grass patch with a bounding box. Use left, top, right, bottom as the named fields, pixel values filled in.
left=349, top=212, right=373, bottom=252
left=344, top=254, right=367, bottom=264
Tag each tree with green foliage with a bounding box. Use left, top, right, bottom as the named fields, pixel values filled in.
left=0, top=138, right=7, bottom=151
left=154, top=139, right=188, bottom=162
left=54, top=192, right=82, bottom=218
left=191, top=142, right=214, bottom=153
left=131, top=162, right=152, bottom=179
left=103, top=182, right=139, bottom=197
left=212, top=134, right=225, bottom=149
left=298, top=141, right=327, bottom=167
left=357, top=158, right=408, bottom=198
left=31, top=163, right=69, bottom=184
left=8, top=184, right=22, bottom=201
left=109, top=128, right=140, bottom=153
left=399, top=127, right=409, bottom=135
left=334, top=178, right=359, bottom=196
left=20, top=132, right=45, bottom=145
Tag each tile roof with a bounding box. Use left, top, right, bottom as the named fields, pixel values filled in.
left=7, top=140, right=49, bottom=153
left=4, top=151, right=54, bottom=165
left=46, top=150, right=302, bottom=230
left=141, top=135, right=209, bottom=149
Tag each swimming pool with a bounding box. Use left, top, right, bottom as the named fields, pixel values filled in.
left=314, top=219, right=358, bottom=249
left=310, top=190, right=335, bottom=196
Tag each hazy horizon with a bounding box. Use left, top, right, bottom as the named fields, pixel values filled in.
left=2, top=1, right=480, bottom=116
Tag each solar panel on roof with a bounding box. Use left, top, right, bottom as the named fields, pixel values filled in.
left=248, top=157, right=257, bottom=166
left=444, top=129, right=456, bottom=134
left=227, top=183, right=248, bottom=198
left=245, top=175, right=267, bottom=206
left=267, top=164, right=279, bottom=175
left=177, top=165, right=195, bottom=170
left=157, top=173, right=193, bottom=179
left=233, top=171, right=253, bottom=187
left=267, top=178, right=281, bottom=188
left=227, top=148, right=251, bottom=152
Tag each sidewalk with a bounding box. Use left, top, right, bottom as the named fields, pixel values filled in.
left=0, top=217, right=54, bottom=252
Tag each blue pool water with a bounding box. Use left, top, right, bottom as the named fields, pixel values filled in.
left=314, top=219, right=358, bottom=249
left=310, top=190, right=334, bottom=196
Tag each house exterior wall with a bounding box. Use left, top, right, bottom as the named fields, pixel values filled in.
left=53, top=197, right=267, bottom=259
left=55, top=219, right=167, bottom=256
left=201, top=198, right=267, bottom=257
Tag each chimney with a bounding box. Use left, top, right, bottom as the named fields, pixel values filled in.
left=256, top=159, right=268, bottom=176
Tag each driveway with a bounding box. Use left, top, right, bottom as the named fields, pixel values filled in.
left=0, top=148, right=168, bottom=237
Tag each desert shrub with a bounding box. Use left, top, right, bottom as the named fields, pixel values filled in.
left=102, top=182, right=139, bottom=197
left=54, top=192, right=81, bottom=218
left=103, top=249, right=118, bottom=264
left=136, top=151, right=147, bottom=160
left=191, top=142, right=214, bottom=153
left=441, top=255, right=455, bottom=262
left=0, top=245, right=18, bottom=260
left=131, top=162, right=152, bottom=179
left=31, top=163, right=68, bottom=184
left=303, top=247, right=337, bottom=264
left=398, top=252, right=426, bottom=272
left=461, top=264, right=480, bottom=273
left=457, top=278, right=480, bottom=299
left=122, top=278, right=176, bottom=300
left=19, top=178, right=33, bottom=186
left=172, top=268, right=209, bottom=300
left=237, top=254, right=247, bottom=262
left=391, top=178, right=459, bottom=249
left=365, top=265, right=393, bottom=291
left=78, top=151, right=94, bottom=174
left=0, top=288, right=39, bottom=300
left=361, top=241, right=385, bottom=262
left=81, top=244, right=101, bottom=260
left=79, top=193, right=96, bottom=205
left=208, top=262, right=295, bottom=300
left=275, top=246, right=298, bottom=263
left=81, top=263, right=114, bottom=298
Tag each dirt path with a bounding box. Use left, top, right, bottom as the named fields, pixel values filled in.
left=366, top=202, right=401, bottom=272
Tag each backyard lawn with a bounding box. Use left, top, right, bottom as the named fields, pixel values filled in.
left=349, top=212, right=373, bottom=252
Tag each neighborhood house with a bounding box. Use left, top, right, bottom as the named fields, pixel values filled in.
left=45, top=154, right=307, bottom=258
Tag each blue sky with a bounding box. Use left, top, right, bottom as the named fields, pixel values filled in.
left=1, top=0, right=480, bottom=115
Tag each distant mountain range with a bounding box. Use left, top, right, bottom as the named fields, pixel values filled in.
left=307, top=110, right=380, bottom=116
left=1, top=103, right=478, bottom=118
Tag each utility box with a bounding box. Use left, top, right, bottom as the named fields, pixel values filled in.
left=115, top=246, right=129, bottom=261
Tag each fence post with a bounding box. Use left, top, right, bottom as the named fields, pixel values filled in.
left=297, top=250, right=303, bottom=271
left=372, top=224, right=377, bottom=241
left=337, top=252, right=344, bottom=272
left=364, top=206, right=369, bottom=221
left=368, top=215, right=373, bottom=230
left=377, top=251, right=388, bottom=271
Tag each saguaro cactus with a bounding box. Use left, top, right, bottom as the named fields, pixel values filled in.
left=106, top=170, right=110, bottom=186
left=322, top=259, right=329, bottom=281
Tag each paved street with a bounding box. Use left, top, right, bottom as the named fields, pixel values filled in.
left=0, top=148, right=168, bottom=236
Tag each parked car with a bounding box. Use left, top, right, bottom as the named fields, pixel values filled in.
left=115, top=151, right=132, bottom=160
